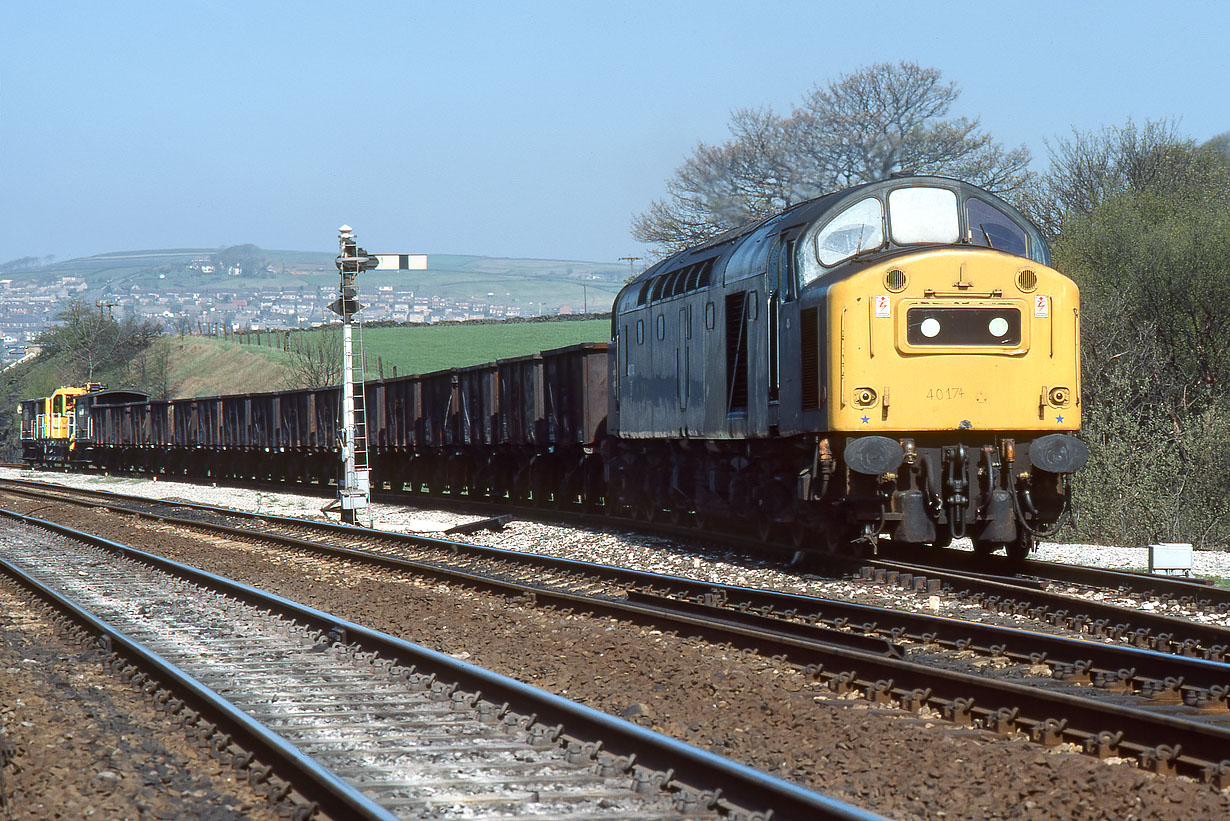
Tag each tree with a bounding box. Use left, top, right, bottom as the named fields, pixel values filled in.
left=284, top=326, right=341, bottom=389
left=632, top=61, right=1032, bottom=255
left=792, top=61, right=1030, bottom=191
left=214, top=244, right=266, bottom=277
left=34, top=299, right=162, bottom=384
left=1022, top=119, right=1230, bottom=238
left=126, top=336, right=176, bottom=399
left=1047, top=130, right=1230, bottom=547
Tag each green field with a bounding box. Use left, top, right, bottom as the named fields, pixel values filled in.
left=307, top=317, right=612, bottom=378
left=179, top=316, right=613, bottom=394
left=7, top=317, right=612, bottom=408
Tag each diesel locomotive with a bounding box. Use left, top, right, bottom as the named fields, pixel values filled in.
left=19, top=176, right=1086, bottom=559
left=607, top=175, right=1085, bottom=558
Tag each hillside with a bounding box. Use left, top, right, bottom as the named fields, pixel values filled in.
left=157, top=317, right=612, bottom=398
left=1, top=247, right=630, bottom=374
left=6, top=247, right=628, bottom=305
left=165, top=338, right=293, bottom=397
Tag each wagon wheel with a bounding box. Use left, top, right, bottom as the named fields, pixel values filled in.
left=691, top=507, right=709, bottom=531
left=636, top=500, right=663, bottom=523
left=753, top=512, right=775, bottom=544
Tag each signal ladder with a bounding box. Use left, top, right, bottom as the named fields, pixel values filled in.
left=345, top=316, right=373, bottom=528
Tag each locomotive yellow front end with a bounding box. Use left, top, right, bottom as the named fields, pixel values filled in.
left=783, top=178, right=1090, bottom=559
left=827, top=247, right=1080, bottom=434
left=821, top=246, right=1085, bottom=557
left=18, top=384, right=101, bottom=465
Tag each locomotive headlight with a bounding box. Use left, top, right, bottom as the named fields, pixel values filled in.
left=920, top=317, right=941, bottom=338
left=1048, top=387, right=1070, bottom=406
left=853, top=387, right=878, bottom=407
left=988, top=316, right=1010, bottom=337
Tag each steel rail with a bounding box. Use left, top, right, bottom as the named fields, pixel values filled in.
left=859, top=559, right=1230, bottom=658
left=623, top=586, right=1230, bottom=695
left=0, top=506, right=884, bottom=821
left=6, top=488, right=1230, bottom=782
left=4, top=478, right=1228, bottom=675
left=874, top=541, right=1230, bottom=609
left=0, top=555, right=396, bottom=821
left=0, top=483, right=902, bottom=662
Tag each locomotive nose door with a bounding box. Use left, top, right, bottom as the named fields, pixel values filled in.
left=768, top=236, right=800, bottom=431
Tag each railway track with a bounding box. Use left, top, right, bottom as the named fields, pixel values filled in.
left=20, top=466, right=1226, bottom=612
left=0, top=510, right=876, bottom=821
left=3, top=477, right=1230, bottom=784
left=3, top=477, right=1226, bottom=660
left=872, top=542, right=1230, bottom=614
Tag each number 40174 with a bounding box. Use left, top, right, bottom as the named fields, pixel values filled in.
left=927, top=387, right=965, bottom=400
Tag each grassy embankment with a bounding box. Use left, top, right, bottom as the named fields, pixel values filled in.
left=167, top=317, right=611, bottom=397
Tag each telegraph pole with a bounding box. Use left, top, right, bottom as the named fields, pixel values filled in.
left=619, top=256, right=642, bottom=280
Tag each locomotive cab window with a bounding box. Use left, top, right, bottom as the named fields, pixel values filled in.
left=888, top=187, right=959, bottom=245
left=814, top=197, right=884, bottom=268
left=967, top=197, right=1028, bottom=257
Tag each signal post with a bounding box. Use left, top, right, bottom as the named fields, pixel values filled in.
left=327, top=225, right=427, bottom=525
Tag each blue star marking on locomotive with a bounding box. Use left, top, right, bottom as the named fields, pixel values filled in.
left=860, top=415, right=870, bottom=424
left=1055, top=414, right=1064, bottom=423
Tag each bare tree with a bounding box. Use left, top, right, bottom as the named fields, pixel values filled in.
left=632, top=108, right=805, bottom=253
left=633, top=62, right=1032, bottom=256
left=284, top=326, right=341, bottom=389
left=793, top=61, right=1030, bottom=191
left=37, top=299, right=124, bottom=382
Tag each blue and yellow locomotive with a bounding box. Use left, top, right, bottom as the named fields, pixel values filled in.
left=607, top=175, right=1086, bottom=557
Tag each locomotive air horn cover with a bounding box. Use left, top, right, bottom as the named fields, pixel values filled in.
left=844, top=436, right=905, bottom=475
left=1029, top=433, right=1089, bottom=474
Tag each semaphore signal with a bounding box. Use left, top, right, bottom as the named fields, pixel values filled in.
left=324, top=225, right=427, bottom=526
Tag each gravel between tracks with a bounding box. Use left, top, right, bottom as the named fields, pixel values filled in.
left=0, top=582, right=282, bottom=821
left=3, top=468, right=1230, bottom=820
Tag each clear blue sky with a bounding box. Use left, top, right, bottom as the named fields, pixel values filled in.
left=1, top=1, right=1225, bottom=266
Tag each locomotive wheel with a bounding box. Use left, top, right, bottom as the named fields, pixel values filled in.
left=1005, top=532, right=1035, bottom=563
left=972, top=538, right=997, bottom=557
left=818, top=521, right=858, bottom=554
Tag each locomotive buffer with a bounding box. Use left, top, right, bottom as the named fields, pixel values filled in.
left=325, top=225, right=427, bottom=525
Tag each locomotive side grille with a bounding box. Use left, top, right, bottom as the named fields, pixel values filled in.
left=800, top=307, right=820, bottom=410
left=725, top=292, right=749, bottom=412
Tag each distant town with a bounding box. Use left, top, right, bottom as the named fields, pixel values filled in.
left=0, top=249, right=626, bottom=367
